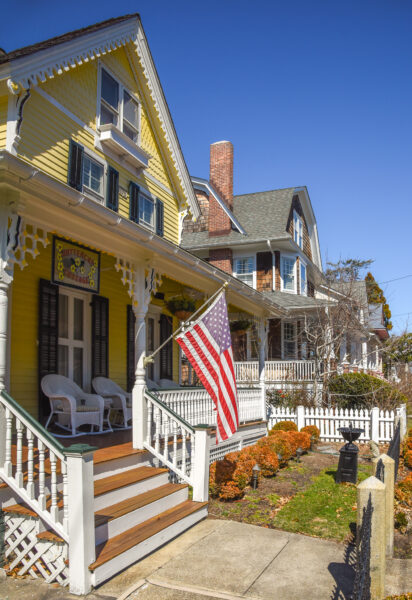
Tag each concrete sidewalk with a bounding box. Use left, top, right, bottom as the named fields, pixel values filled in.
left=2, top=519, right=411, bottom=599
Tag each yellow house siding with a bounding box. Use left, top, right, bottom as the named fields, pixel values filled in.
left=40, top=62, right=98, bottom=131
left=0, top=94, right=7, bottom=148
left=10, top=242, right=130, bottom=417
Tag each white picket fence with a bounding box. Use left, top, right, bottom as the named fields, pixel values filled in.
left=267, top=404, right=407, bottom=443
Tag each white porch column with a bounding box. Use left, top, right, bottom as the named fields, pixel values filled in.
left=132, top=264, right=149, bottom=449
left=0, top=206, right=12, bottom=469
left=340, top=334, right=348, bottom=367
left=258, top=317, right=267, bottom=421
left=361, top=338, right=368, bottom=371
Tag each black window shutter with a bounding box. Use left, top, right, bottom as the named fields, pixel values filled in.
left=107, top=167, right=119, bottom=212
left=91, top=295, right=109, bottom=378
left=159, top=314, right=173, bottom=379
left=68, top=140, right=84, bottom=191
left=38, top=279, right=59, bottom=421
left=156, top=198, right=164, bottom=237
left=127, top=305, right=136, bottom=392
left=129, top=182, right=140, bottom=224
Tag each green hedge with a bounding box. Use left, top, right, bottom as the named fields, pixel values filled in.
left=327, top=372, right=407, bottom=410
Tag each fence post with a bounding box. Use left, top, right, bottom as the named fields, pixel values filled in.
left=370, top=407, right=380, bottom=444
left=357, top=476, right=386, bottom=600
left=396, top=404, right=407, bottom=440
left=373, top=453, right=395, bottom=557
left=192, top=425, right=210, bottom=502
left=296, top=405, right=305, bottom=431
left=65, top=444, right=97, bottom=595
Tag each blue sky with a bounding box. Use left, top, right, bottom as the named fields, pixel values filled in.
left=2, top=1, right=411, bottom=333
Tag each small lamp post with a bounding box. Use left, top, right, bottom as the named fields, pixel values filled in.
left=252, top=463, right=261, bottom=489
left=296, top=447, right=303, bottom=463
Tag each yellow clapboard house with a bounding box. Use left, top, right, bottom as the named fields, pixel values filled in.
left=0, top=14, right=284, bottom=594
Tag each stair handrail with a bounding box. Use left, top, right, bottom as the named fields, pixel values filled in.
left=144, top=389, right=196, bottom=486
left=1, top=389, right=65, bottom=460
left=0, top=390, right=69, bottom=539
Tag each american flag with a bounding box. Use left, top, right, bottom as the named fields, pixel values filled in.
left=176, top=292, right=239, bottom=442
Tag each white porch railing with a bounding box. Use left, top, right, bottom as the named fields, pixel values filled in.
left=0, top=390, right=68, bottom=540
left=267, top=403, right=407, bottom=443
left=234, top=360, right=316, bottom=383
left=143, top=390, right=209, bottom=503
left=155, top=386, right=263, bottom=427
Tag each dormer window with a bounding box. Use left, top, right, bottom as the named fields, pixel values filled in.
left=99, top=67, right=139, bottom=143
left=293, top=210, right=303, bottom=249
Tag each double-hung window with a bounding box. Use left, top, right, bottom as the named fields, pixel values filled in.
left=82, top=155, right=104, bottom=199
left=300, top=262, right=307, bottom=295
left=281, top=257, right=295, bottom=292
left=234, top=257, right=254, bottom=287
left=283, top=322, right=296, bottom=359
left=293, top=210, right=303, bottom=249
left=100, top=67, right=140, bottom=143
left=139, top=193, right=155, bottom=228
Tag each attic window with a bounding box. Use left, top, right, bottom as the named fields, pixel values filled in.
left=293, top=210, right=303, bottom=249
left=99, top=67, right=140, bottom=143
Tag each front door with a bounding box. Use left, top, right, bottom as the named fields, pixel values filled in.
left=57, top=288, right=90, bottom=389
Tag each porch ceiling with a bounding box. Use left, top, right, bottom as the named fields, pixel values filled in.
left=0, top=151, right=286, bottom=319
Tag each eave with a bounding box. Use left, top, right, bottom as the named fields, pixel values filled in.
left=0, top=151, right=286, bottom=319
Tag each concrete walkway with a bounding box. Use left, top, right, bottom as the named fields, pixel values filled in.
left=2, top=519, right=411, bottom=599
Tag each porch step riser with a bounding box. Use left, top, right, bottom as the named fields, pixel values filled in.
left=94, top=453, right=151, bottom=481
left=95, top=486, right=188, bottom=545
left=94, top=472, right=170, bottom=511
left=91, top=506, right=208, bottom=587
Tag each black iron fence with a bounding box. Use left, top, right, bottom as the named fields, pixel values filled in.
left=351, top=493, right=373, bottom=600
left=387, top=421, right=400, bottom=480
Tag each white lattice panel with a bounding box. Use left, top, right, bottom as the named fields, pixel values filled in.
left=4, top=514, right=68, bottom=587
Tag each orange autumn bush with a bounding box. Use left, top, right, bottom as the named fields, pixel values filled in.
left=300, top=425, right=320, bottom=441
left=404, top=450, right=412, bottom=469
left=270, top=420, right=298, bottom=432
left=246, top=442, right=280, bottom=477
left=259, top=432, right=294, bottom=464
left=209, top=448, right=255, bottom=500
left=395, top=472, right=412, bottom=507
left=286, top=431, right=311, bottom=454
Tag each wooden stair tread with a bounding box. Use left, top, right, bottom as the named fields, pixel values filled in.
left=93, top=442, right=146, bottom=466
left=2, top=503, right=37, bottom=518
left=94, top=466, right=167, bottom=497
left=95, top=483, right=188, bottom=527
left=37, top=530, right=64, bottom=543
left=89, top=500, right=208, bottom=571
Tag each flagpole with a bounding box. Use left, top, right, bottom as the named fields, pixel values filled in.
left=143, top=281, right=228, bottom=366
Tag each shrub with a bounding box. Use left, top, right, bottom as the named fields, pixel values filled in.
left=267, top=387, right=315, bottom=409
left=246, top=443, right=279, bottom=477
left=209, top=448, right=255, bottom=500
left=327, top=372, right=407, bottom=410
left=394, top=511, right=408, bottom=532
left=270, top=420, right=298, bottom=432
left=286, top=431, right=311, bottom=454
left=404, top=450, right=412, bottom=469
left=395, top=472, right=412, bottom=507
left=300, top=425, right=320, bottom=441
left=262, top=432, right=294, bottom=464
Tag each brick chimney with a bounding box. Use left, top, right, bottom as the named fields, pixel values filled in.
left=208, top=141, right=233, bottom=237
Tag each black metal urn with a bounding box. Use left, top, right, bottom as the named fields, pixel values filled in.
left=335, top=423, right=364, bottom=484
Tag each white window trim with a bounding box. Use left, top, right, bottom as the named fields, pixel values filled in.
left=135, top=184, right=157, bottom=232
left=300, top=259, right=307, bottom=296
left=280, top=254, right=297, bottom=294
left=97, top=61, right=142, bottom=147
left=82, top=151, right=106, bottom=204
left=233, top=255, right=256, bottom=289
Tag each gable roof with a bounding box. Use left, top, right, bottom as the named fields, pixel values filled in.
left=0, top=14, right=200, bottom=220
left=182, top=186, right=297, bottom=248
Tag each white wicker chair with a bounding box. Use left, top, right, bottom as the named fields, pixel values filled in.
left=41, top=374, right=105, bottom=437
left=92, top=377, right=132, bottom=429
